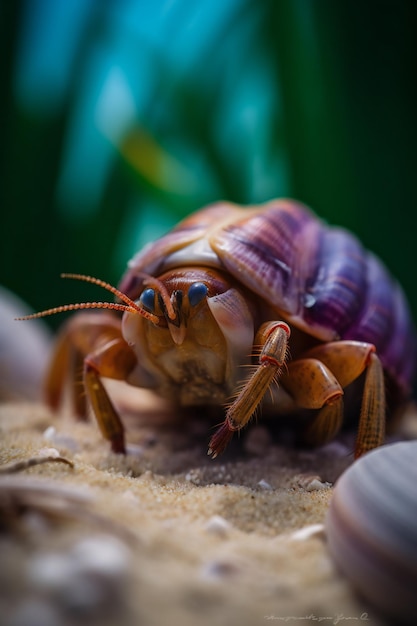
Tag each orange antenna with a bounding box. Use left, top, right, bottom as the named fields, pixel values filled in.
left=15, top=273, right=159, bottom=324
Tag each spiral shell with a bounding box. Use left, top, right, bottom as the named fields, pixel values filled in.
left=325, top=441, right=417, bottom=623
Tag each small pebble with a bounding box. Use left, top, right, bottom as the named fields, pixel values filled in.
left=125, top=443, right=146, bottom=456
left=204, top=515, right=232, bottom=537
left=295, top=474, right=331, bottom=491
left=321, top=439, right=352, bottom=456
left=38, top=447, right=60, bottom=458
left=43, top=426, right=79, bottom=451
left=200, top=559, right=240, bottom=581
left=71, top=535, right=131, bottom=579
left=121, top=489, right=140, bottom=506
left=42, top=426, right=55, bottom=440
left=185, top=468, right=202, bottom=485
left=305, top=478, right=331, bottom=491
left=289, top=524, right=325, bottom=541
left=257, top=479, right=273, bottom=491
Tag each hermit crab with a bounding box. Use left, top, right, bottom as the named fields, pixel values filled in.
left=20, top=199, right=416, bottom=457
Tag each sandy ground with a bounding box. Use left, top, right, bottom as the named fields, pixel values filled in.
left=2, top=380, right=412, bottom=626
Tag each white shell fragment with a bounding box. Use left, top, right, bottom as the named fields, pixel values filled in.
left=257, top=479, right=273, bottom=491
left=325, top=441, right=417, bottom=624
left=295, top=474, right=331, bottom=491
left=204, top=515, right=232, bottom=537
left=289, top=524, right=325, bottom=542
left=43, top=426, right=80, bottom=452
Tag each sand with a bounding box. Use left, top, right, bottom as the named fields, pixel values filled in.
left=1, top=382, right=407, bottom=626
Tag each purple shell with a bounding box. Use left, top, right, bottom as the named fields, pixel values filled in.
left=119, top=199, right=416, bottom=397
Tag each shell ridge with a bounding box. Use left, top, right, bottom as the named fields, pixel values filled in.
left=303, top=227, right=368, bottom=335
left=211, top=201, right=318, bottom=315
left=342, top=252, right=415, bottom=393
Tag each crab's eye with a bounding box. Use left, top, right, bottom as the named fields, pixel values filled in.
left=139, top=288, right=155, bottom=312
left=188, top=282, right=208, bottom=307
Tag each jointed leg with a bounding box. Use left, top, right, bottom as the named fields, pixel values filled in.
left=208, top=332, right=386, bottom=458
left=280, top=358, right=344, bottom=446
left=44, top=312, right=123, bottom=418
left=44, top=312, right=137, bottom=454
left=302, top=399, right=344, bottom=447
left=299, top=341, right=385, bottom=457
left=354, top=351, right=385, bottom=458
left=208, top=321, right=290, bottom=458
left=83, top=338, right=137, bottom=454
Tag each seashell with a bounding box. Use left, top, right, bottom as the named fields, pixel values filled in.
left=325, top=440, right=417, bottom=624
left=0, top=285, right=52, bottom=400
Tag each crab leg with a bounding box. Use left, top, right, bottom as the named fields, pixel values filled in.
left=44, top=312, right=137, bottom=454
left=208, top=321, right=290, bottom=458
left=281, top=358, right=343, bottom=409
left=280, top=358, right=344, bottom=446
left=302, top=400, right=344, bottom=447
left=45, top=312, right=123, bottom=418
left=354, top=351, right=385, bottom=458
left=303, top=341, right=377, bottom=388
left=83, top=338, right=137, bottom=454
left=301, top=341, right=385, bottom=457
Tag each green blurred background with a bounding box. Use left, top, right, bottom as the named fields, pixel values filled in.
left=1, top=0, right=417, bottom=329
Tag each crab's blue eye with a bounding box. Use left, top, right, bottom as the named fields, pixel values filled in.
left=139, top=288, right=155, bottom=312
left=188, top=282, right=208, bottom=307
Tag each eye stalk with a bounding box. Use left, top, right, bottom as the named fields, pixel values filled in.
left=188, top=282, right=208, bottom=307
left=138, top=281, right=208, bottom=320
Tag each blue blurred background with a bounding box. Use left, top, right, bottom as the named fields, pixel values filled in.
left=1, top=0, right=417, bottom=328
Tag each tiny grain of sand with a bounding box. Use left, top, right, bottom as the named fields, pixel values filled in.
left=2, top=387, right=412, bottom=626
